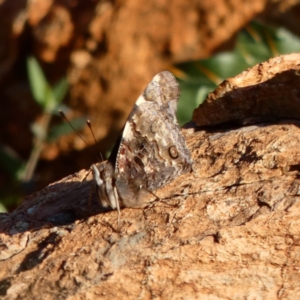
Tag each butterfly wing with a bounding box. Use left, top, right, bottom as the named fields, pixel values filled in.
left=112, top=71, right=192, bottom=205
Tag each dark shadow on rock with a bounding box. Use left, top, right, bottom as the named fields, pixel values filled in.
left=0, top=177, right=111, bottom=235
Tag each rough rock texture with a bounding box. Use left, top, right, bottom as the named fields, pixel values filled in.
left=1, top=53, right=300, bottom=299
left=193, top=53, right=300, bottom=126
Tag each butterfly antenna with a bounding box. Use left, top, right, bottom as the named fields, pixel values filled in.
left=59, top=110, right=102, bottom=161
left=86, top=120, right=104, bottom=161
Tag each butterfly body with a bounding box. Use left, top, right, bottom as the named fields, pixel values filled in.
left=92, top=71, right=192, bottom=211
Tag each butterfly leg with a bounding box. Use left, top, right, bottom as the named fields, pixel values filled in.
left=138, top=188, right=160, bottom=209
left=113, top=186, right=121, bottom=227
left=104, top=177, right=121, bottom=227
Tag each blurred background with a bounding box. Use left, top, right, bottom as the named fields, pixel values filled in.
left=1, top=0, right=300, bottom=212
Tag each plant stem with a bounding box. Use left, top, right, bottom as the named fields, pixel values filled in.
left=21, top=113, right=52, bottom=183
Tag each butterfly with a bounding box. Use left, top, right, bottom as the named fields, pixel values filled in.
left=91, top=71, right=192, bottom=218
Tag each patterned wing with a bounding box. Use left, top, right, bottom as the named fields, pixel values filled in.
left=113, top=71, right=192, bottom=197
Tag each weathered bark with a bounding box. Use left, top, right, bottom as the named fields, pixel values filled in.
left=1, top=53, right=300, bottom=299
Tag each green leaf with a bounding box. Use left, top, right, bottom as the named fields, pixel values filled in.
left=0, top=202, right=7, bottom=213
left=43, top=84, right=57, bottom=112
left=27, top=56, right=69, bottom=113
left=274, top=27, right=300, bottom=54
left=53, top=78, right=69, bottom=105
left=177, top=79, right=215, bottom=125
left=27, top=56, right=49, bottom=108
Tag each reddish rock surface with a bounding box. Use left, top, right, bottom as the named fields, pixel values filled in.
left=1, top=53, right=300, bottom=299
